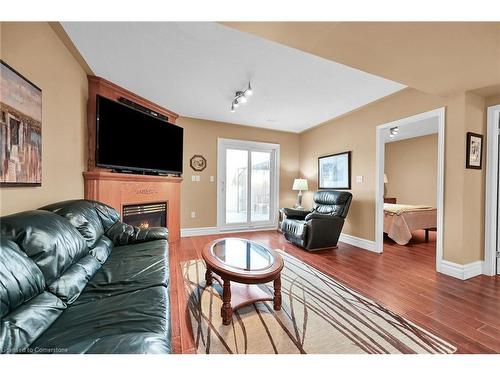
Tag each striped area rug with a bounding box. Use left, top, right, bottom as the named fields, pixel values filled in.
left=181, top=251, right=456, bottom=354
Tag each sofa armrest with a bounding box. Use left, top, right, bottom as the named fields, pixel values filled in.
left=105, top=221, right=169, bottom=246
left=281, top=208, right=311, bottom=219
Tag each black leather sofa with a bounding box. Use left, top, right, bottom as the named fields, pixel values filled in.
left=0, top=199, right=172, bottom=354
left=281, top=190, right=352, bottom=251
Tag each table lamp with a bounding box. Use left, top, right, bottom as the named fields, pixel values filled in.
left=292, top=178, right=308, bottom=209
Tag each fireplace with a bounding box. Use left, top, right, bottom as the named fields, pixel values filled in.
left=122, top=202, right=167, bottom=230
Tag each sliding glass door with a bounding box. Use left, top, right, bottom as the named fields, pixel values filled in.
left=218, top=139, right=279, bottom=230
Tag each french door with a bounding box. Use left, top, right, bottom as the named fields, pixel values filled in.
left=217, top=138, right=280, bottom=230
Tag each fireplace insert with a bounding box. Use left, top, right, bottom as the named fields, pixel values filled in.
left=122, top=202, right=167, bottom=229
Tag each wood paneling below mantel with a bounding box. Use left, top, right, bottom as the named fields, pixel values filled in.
left=83, top=171, right=182, bottom=242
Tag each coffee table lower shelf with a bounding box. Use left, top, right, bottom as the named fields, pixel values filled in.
left=206, top=270, right=282, bottom=325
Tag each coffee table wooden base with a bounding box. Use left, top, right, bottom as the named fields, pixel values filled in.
left=206, top=270, right=282, bottom=325
left=202, top=238, right=284, bottom=326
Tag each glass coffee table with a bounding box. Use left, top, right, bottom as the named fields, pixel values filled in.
left=201, top=238, right=284, bottom=325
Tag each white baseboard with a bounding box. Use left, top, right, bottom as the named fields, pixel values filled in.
left=339, top=233, right=378, bottom=253
left=182, top=227, right=487, bottom=280
left=182, top=227, right=378, bottom=253
left=181, top=224, right=278, bottom=237
left=439, top=260, right=484, bottom=280
left=180, top=226, right=218, bottom=237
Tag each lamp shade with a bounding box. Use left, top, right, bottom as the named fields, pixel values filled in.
left=292, top=178, right=308, bottom=191
left=384, top=174, right=388, bottom=184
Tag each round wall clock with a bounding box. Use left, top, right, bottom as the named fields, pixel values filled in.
left=190, top=155, right=207, bottom=171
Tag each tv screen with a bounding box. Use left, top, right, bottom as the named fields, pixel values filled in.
left=96, top=95, right=183, bottom=174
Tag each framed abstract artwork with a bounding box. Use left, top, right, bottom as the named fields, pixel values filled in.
left=0, top=60, right=42, bottom=186
left=465, top=132, right=483, bottom=170
left=318, top=151, right=351, bottom=190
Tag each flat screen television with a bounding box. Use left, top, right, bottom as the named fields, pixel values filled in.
left=96, top=95, right=183, bottom=175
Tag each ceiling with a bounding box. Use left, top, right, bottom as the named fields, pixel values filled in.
left=223, top=22, right=500, bottom=97
left=383, top=117, right=438, bottom=143
left=62, top=22, right=405, bottom=133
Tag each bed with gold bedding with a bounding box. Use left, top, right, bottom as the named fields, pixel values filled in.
left=383, top=203, right=437, bottom=245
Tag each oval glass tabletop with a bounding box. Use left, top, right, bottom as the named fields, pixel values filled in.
left=210, top=238, right=274, bottom=271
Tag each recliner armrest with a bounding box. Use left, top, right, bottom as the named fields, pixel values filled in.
left=105, top=221, right=169, bottom=246
left=305, top=212, right=343, bottom=221
left=281, top=208, right=311, bottom=219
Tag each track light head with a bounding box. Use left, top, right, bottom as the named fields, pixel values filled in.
left=235, top=91, right=247, bottom=104
left=230, top=82, right=253, bottom=112
left=245, top=82, right=253, bottom=96
left=389, top=126, right=399, bottom=138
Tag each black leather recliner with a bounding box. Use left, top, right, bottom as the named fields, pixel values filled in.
left=0, top=199, right=172, bottom=354
left=281, top=190, right=352, bottom=251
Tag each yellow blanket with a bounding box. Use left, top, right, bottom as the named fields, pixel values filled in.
left=383, top=203, right=434, bottom=215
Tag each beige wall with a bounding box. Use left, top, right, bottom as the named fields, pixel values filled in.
left=0, top=22, right=496, bottom=268
left=462, top=92, right=487, bottom=263
left=226, top=21, right=499, bottom=266
left=385, top=134, right=438, bottom=207
left=176, top=117, right=300, bottom=228
left=299, top=88, right=446, bottom=240
left=299, top=88, right=488, bottom=264
left=486, top=94, right=500, bottom=108
left=0, top=22, right=88, bottom=215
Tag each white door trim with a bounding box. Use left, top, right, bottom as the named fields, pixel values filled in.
left=217, top=138, right=280, bottom=230
left=484, top=104, right=500, bottom=276
left=375, top=107, right=445, bottom=273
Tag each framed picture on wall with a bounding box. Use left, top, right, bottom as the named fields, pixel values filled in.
left=465, top=132, right=483, bottom=169
left=318, top=151, right=351, bottom=190
left=0, top=60, right=42, bottom=186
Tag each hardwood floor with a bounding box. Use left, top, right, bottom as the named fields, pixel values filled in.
left=169, top=229, right=500, bottom=354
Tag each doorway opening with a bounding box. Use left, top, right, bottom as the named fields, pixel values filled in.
left=375, top=108, right=445, bottom=273
left=217, top=138, right=280, bottom=232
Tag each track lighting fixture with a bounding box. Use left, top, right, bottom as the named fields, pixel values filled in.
left=245, top=82, right=253, bottom=96
left=230, top=82, right=253, bottom=112
left=237, top=93, right=247, bottom=104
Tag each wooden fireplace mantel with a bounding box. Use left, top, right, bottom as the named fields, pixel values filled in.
left=83, top=171, right=182, bottom=242
left=83, top=76, right=183, bottom=243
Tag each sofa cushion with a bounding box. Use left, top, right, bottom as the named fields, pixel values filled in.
left=76, top=240, right=169, bottom=303
left=33, top=333, right=171, bottom=354
left=39, top=200, right=120, bottom=249
left=1, top=210, right=89, bottom=284
left=0, top=292, right=66, bottom=354
left=0, top=239, right=46, bottom=318
left=31, top=286, right=171, bottom=354
left=89, top=235, right=114, bottom=264
left=47, top=255, right=102, bottom=304
left=106, top=222, right=168, bottom=246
